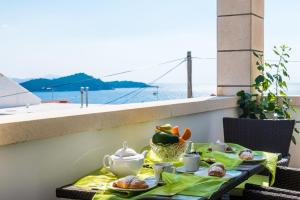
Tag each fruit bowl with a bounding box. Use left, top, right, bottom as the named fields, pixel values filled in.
left=150, top=141, right=186, bottom=162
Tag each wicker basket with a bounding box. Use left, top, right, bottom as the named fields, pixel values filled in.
left=150, top=141, right=186, bottom=162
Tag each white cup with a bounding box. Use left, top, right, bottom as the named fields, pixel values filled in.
left=154, top=162, right=174, bottom=183
left=211, top=140, right=226, bottom=152
left=182, top=153, right=200, bottom=172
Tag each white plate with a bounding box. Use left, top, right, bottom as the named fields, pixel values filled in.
left=194, top=168, right=242, bottom=178
left=226, top=153, right=266, bottom=162
left=107, top=176, right=157, bottom=192
left=176, top=166, right=200, bottom=173
left=243, top=155, right=266, bottom=162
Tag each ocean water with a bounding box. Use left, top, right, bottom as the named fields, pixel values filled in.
left=33, top=83, right=300, bottom=105
left=33, top=83, right=216, bottom=104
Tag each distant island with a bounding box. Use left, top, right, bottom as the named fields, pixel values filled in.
left=21, top=73, right=151, bottom=92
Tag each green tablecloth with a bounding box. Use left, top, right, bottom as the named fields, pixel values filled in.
left=74, top=143, right=278, bottom=200
left=76, top=168, right=230, bottom=200
left=194, top=143, right=278, bottom=185
left=75, top=167, right=154, bottom=200
left=143, top=172, right=230, bottom=198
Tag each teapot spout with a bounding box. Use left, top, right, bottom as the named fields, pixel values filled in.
left=141, top=150, right=148, bottom=157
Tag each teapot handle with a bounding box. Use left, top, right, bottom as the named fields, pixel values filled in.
left=103, top=155, right=112, bottom=168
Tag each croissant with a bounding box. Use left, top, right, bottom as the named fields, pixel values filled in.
left=208, top=162, right=226, bottom=177
left=113, top=176, right=148, bottom=189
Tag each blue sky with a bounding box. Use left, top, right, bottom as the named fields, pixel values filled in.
left=0, top=0, right=299, bottom=84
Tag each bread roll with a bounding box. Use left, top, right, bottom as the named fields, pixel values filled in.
left=225, top=146, right=233, bottom=152
left=239, top=150, right=254, bottom=161
left=208, top=162, right=226, bottom=177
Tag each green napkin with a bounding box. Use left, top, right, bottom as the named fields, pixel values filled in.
left=194, top=143, right=243, bottom=169
left=75, top=168, right=117, bottom=191
left=226, top=144, right=278, bottom=185
left=194, top=143, right=278, bottom=185
left=226, top=145, right=277, bottom=185
left=92, top=172, right=230, bottom=200
left=139, top=172, right=230, bottom=199
left=74, top=167, right=154, bottom=200
left=254, top=151, right=278, bottom=185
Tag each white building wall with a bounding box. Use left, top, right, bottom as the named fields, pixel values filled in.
left=0, top=108, right=236, bottom=200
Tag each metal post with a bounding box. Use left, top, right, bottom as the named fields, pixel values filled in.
left=187, top=51, right=193, bottom=98
left=85, top=87, right=89, bottom=107
left=51, top=88, right=54, bottom=100
left=156, top=86, right=159, bottom=101
left=80, top=87, right=84, bottom=108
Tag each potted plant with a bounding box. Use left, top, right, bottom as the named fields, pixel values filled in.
left=223, top=45, right=298, bottom=166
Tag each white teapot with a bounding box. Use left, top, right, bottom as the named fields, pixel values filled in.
left=103, top=142, right=148, bottom=177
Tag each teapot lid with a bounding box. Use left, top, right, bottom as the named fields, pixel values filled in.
left=114, top=142, right=138, bottom=157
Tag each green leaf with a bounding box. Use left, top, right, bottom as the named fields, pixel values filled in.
left=295, top=128, right=300, bottom=134
left=266, top=72, right=274, bottom=82
left=279, top=90, right=287, bottom=97
left=267, top=93, right=276, bottom=101
left=257, top=65, right=264, bottom=71
left=292, top=135, right=297, bottom=145
left=273, top=49, right=280, bottom=55
left=283, top=70, right=290, bottom=78
left=236, top=90, right=245, bottom=97
left=255, top=75, right=265, bottom=85
left=282, top=81, right=288, bottom=88
left=277, top=75, right=283, bottom=82
left=253, top=51, right=260, bottom=58
left=265, top=63, right=271, bottom=68
left=283, top=58, right=288, bottom=63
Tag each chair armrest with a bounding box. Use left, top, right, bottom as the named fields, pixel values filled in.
left=274, top=166, right=300, bottom=191
left=277, top=154, right=291, bottom=167
left=244, top=189, right=300, bottom=200
left=245, top=184, right=300, bottom=197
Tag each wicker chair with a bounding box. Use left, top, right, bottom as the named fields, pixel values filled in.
left=243, top=166, right=300, bottom=199
left=223, top=117, right=295, bottom=166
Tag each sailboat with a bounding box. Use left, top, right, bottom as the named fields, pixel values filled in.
left=0, top=73, right=41, bottom=109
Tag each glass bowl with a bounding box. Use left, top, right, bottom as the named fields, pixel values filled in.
left=150, top=141, right=186, bottom=162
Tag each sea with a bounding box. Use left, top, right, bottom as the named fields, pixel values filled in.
left=33, top=83, right=300, bottom=105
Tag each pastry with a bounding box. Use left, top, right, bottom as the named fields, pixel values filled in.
left=208, top=162, right=226, bottom=177
left=113, top=176, right=148, bottom=189
left=207, top=147, right=213, bottom=152
left=239, top=150, right=254, bottom=161
left=203, top=157, right=216, bottom=164
left=225, top=145, right=234, bottom=153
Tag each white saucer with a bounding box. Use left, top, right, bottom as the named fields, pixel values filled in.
left=194, top=168, right=242, bottom=178
left=176, top=166, right=200, bottom=173
left=243, top=155, right=266, bottom=162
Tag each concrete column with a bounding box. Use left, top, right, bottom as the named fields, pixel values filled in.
left=217, top=0, right=264, bottom=96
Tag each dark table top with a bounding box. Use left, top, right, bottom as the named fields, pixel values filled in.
left=56, top=163, right=265, bottom=200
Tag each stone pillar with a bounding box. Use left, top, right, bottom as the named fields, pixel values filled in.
left=217, top=0, right=264, bottom=96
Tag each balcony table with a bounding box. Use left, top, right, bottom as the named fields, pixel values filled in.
left=56, top=163, right=265, bottom=200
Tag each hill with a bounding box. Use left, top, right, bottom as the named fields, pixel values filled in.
left=21, top=73, right=151, bottom=92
